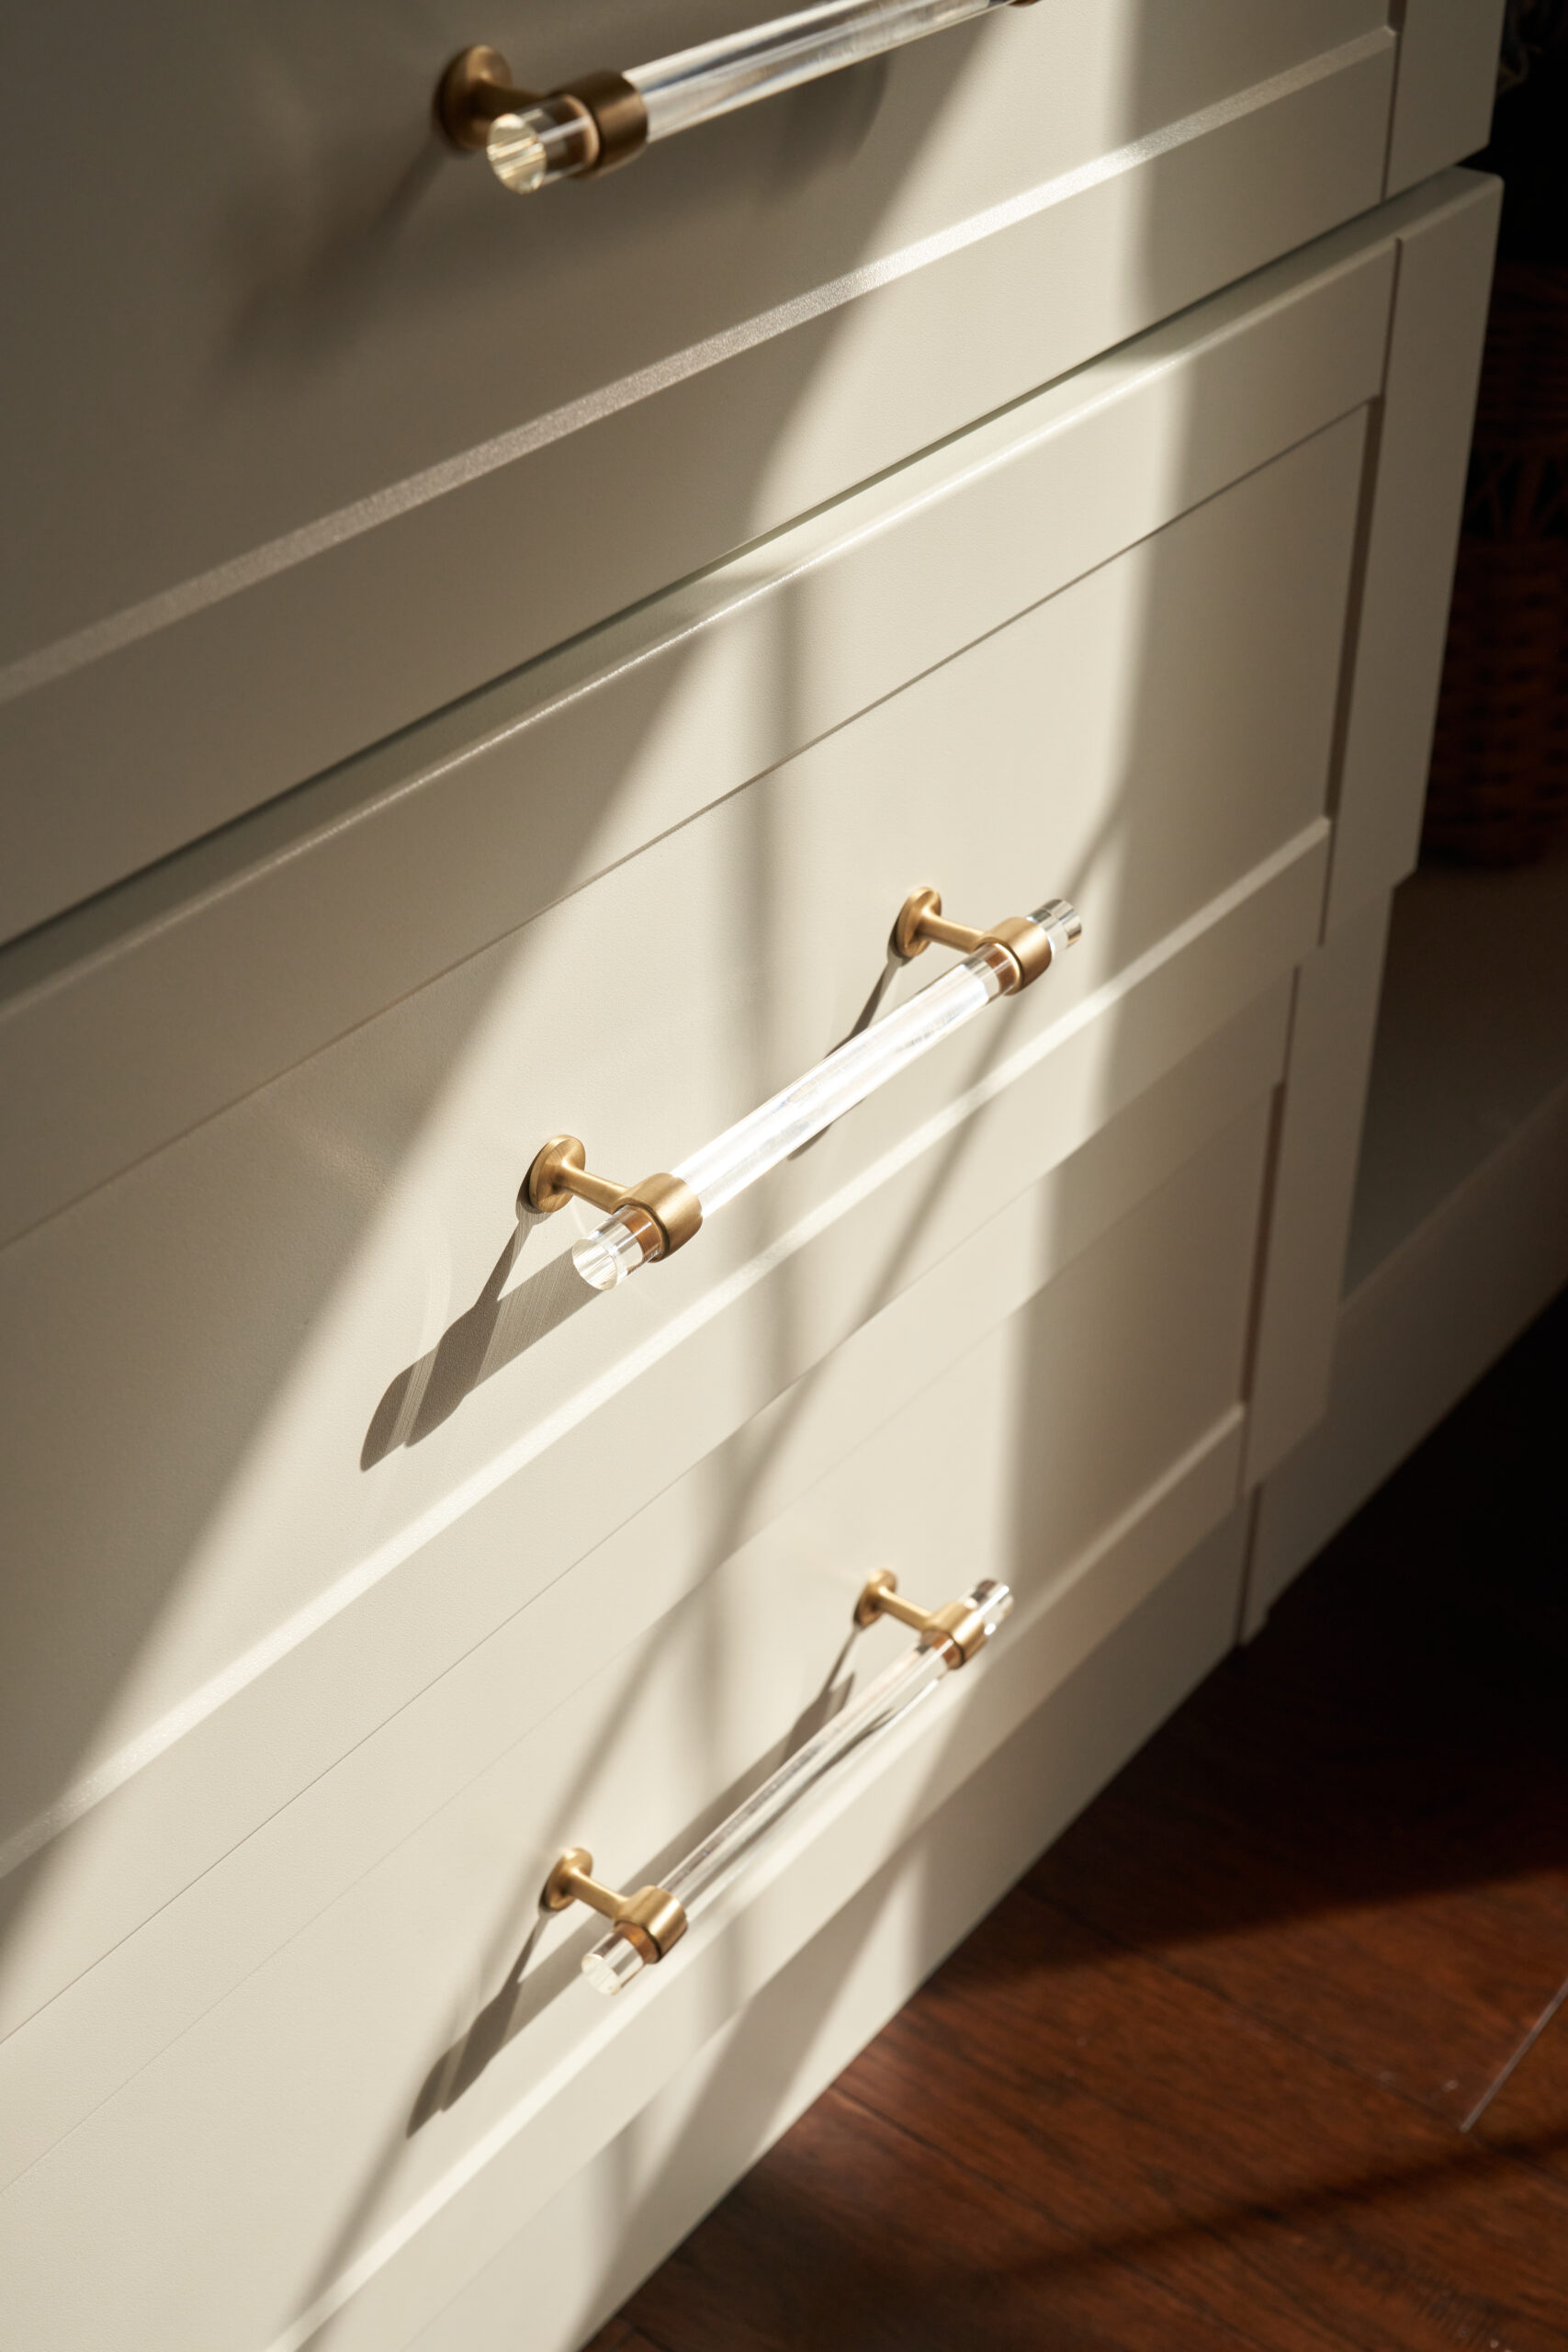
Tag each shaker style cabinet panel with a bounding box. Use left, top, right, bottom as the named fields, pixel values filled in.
left=0, top=216, right=1393, bottom=1250
left=0, top=986, right=1290, bottom=2199
left=0, top=1, right=1400, bottom=933
left=1386, top=0, right=1506, bottom=195
left=0, top=1102, right=1273, bottom=2352
left=0, top=0, right=1502, bottom=2334
left=0, top=373, right=1365, bottom=2037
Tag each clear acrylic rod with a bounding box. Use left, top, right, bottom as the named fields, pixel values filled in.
left=582, top=1577, right=1013, bottom=1994
left=571, top=896, right=1079, bottom=1293
left=629, top=0, right=1016, bottom=144
left=457, top=0, right=1022, bottom=195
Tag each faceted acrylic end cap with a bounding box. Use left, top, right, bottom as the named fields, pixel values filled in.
left=581, top=1934, right=646, bottom=1996
left=489, top=113, right=548, bottom=192
left=571, top=1215, right=654, bottom=1292
left=1030, top=898, right=1083, bottom=959
left=971, top=1577, right=1014, bottom=1637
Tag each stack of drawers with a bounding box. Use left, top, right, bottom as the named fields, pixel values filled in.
left=0, top=5, right=1501, bottom=2346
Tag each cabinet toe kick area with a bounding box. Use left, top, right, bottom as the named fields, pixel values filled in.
left=0, top=7, right=1506, bottom=2334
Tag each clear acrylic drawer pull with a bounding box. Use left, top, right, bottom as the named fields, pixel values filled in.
left=545, top=1567, right=1013, bottom=1995
left=437, top=0, right=1037, bottom=196
left=525, top=884, right=1081, bottom=1293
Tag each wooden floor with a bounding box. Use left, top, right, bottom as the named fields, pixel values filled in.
left=590, top=1289, right=1568, bottom=2352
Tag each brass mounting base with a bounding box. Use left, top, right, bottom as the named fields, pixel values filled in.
left=854, top=1568, right=905, bottom=1629
left=854, top=1569, right=996, bottom=1668
left=542, top=1846, right=688, bottom=1962
left=436, top=45, right=537, bottom=149
left=525, top=1135, right=614, bottom=1216
left=891, top=886, right=1063, bottom=993
left=436, top=44, right=649, bottom=178
left=891, top=886, right=951, bottom=963
left=544, top=1846, right=596, bottom=1909
left=523, top=1135, right=703, bottom=1256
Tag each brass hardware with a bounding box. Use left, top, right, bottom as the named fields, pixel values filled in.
left=892, top=886, right=1076, bottom=994
left=526, top=1135, right=623, bottom=1217
left=892, top=886, right=981, bottom=961
left=854, top=1568, right=998, bottom=1667
left=560, top=70, right=649, bottom=175
left=544, top=1846, right=688, bottom=1964
left=436, top=46, right=536, bottom=149
left=524, top=1135, right=703, bottom=1257
left=442, top=4, right=1043, bottom=198
left=436, top=44, right=648, bottom=176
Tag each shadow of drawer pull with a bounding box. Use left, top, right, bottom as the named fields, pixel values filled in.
left=547, top=1568, right=1013, bottom=1996
left=525, top=883, right=1081, bottom=1293
left=437, top=0, right=1039, bottom=197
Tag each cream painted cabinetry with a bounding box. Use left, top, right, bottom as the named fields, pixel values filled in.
left=0, top=5, right=1501, bottom=2346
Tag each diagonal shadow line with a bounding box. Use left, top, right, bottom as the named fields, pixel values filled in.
left=361, top=1216, right=590, bottom=1465
left=786, top=948, right=904, bottom=1161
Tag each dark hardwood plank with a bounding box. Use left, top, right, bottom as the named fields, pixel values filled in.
left=626, top=2086, right=1287, bottom=2352
left=842, top=1883, right=1568, bottom=2350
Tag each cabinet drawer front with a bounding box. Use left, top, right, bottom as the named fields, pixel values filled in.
left=0, top=211, right=1393, bottom=1251
left=0, top=409, right=1359, bottom=2013
left=0, top=865, right=1308, bottom=2054
left=0, top=3, right=1393, bottom=935
left=0, top=1095, right=1269, bottom=2352
left=0, top=984, right=1289, bottom=2186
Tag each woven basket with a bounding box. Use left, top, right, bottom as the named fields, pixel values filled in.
left=1422, top=259, right=1568, bottom=865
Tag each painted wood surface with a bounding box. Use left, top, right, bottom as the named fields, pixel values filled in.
left=0, top=1000, right=1287, bottom=2188
left=0, top=5, right=1394, bottom=934
left=1325, top=170, right=1500, bottom=931
left=400, top=1517, right=1252, bottom=2352
left=1247, top=845, right=1568, bottom=1632
left=0, top=1112, right=1269, bottom=2352
left=0, top=379, right=1359, bottom=2026
left=1386, top=0, right=1507, bottom=198
left=1241, top=890, right=1391, bottom=1490
left=0, top=219, right=1393, bottom=1248
left=1247, top=1073, right=1568, bottom=1634
left=0, top=26, right=1511, bottom=2344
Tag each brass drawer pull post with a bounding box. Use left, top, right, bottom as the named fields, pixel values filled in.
left=543, top=1848, right=688, bottom=1964
left=892, top=886, right=1081, bottom=992
left=524, top=1137, right=703, bottom=1262
left=437, top=0, right=1038, bottom=198
left=546, top=1567, right=1012, bottom=1996
left=853, top=1566, right=997, bottom=1665
left=526, top=881, right=1081, bottom=1294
